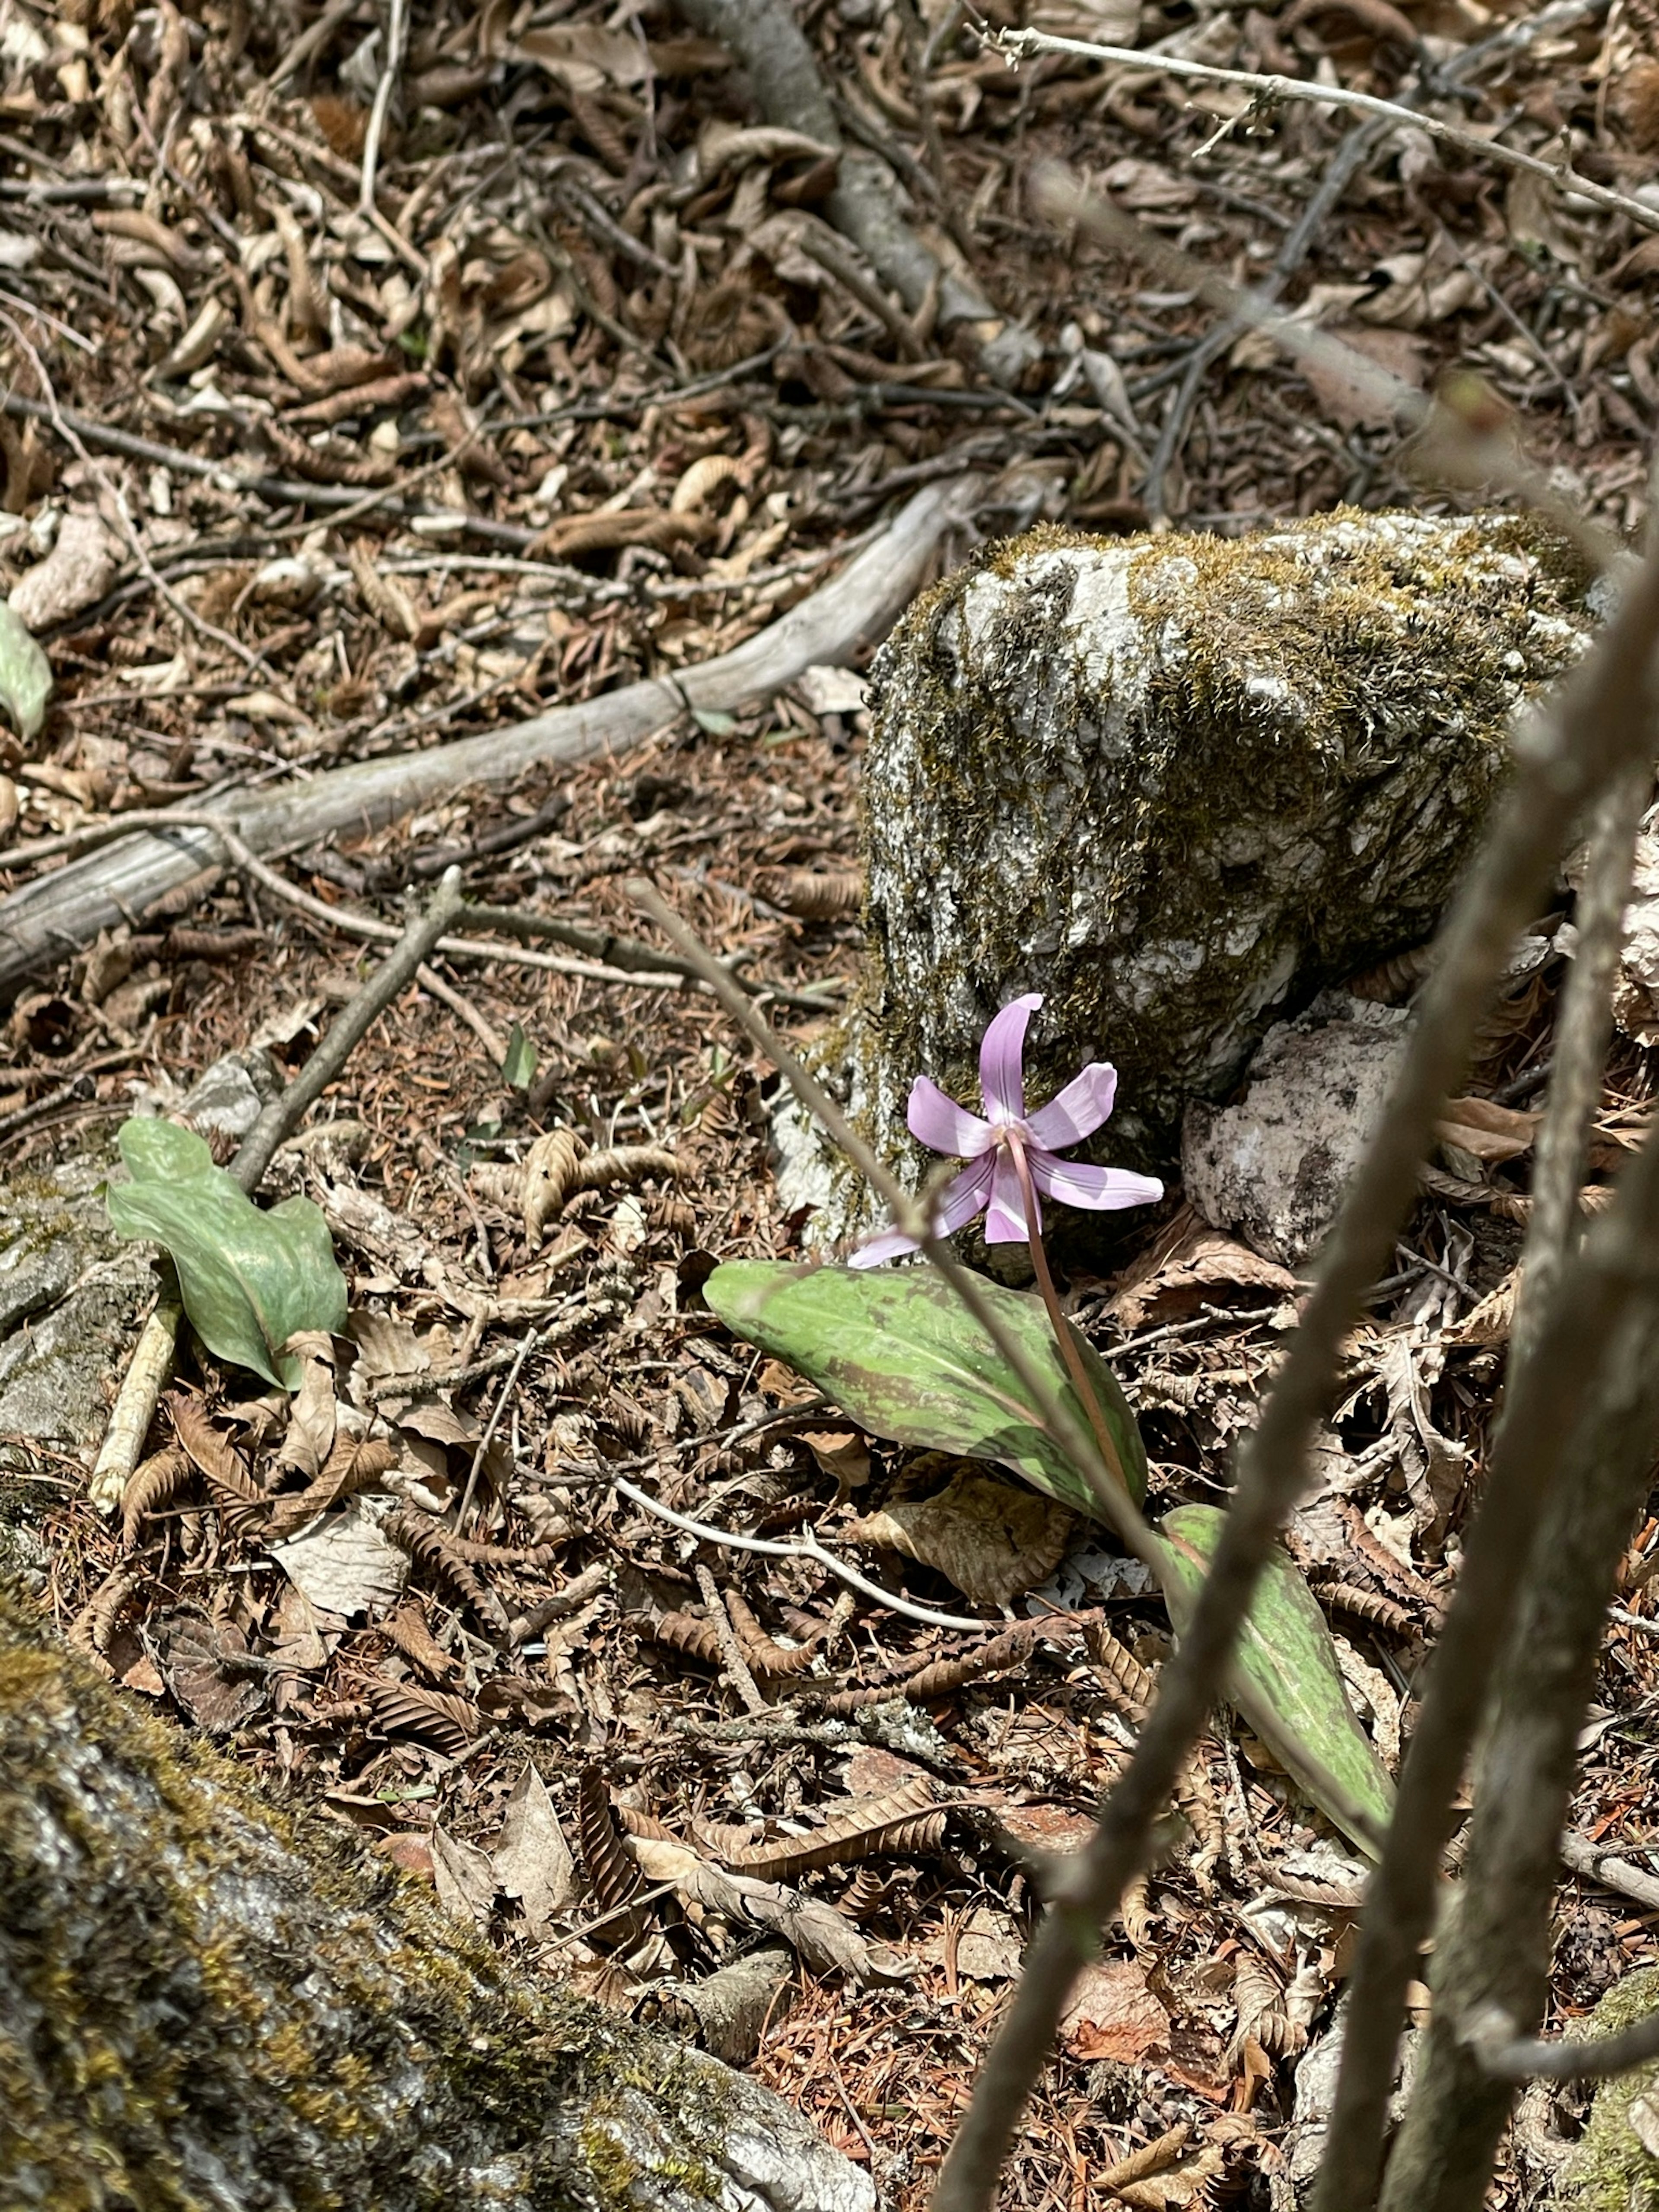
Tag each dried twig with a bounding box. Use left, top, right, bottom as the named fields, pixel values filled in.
left=1315, top=751, right=1656, bottom=2212
left=1004, top=16, right=1659, bottom=242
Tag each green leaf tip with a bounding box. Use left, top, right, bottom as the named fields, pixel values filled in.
left=1156, top=1502, right=1395, bottom=1858
left=702, top=1259, right=1147, bottom=1517
left=106, top=1116, right=348, bottom=1389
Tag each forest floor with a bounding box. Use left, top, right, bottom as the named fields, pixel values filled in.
left=4, top=0, right=1659, bottom=2202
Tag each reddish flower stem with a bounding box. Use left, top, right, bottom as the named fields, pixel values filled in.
left=1006, top=1131, right=1131, bottom=1505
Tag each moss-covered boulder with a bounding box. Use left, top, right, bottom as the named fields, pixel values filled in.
left=1558, top=1967, right=1659, bottom=2210
left=812, top=510, right=1597, bottom=1241
left=0, top=1581, right=874, bottom=2212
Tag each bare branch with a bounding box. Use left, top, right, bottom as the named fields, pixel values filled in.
left=934, top=514, right=1659, bottom=2212
left=1004, top=23, right=1659, bottom=242
left=1470, top=1998, right=1659, bottom=2084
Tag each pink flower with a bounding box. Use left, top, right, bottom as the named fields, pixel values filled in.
left=851, top=994, right=1164, bottom=1266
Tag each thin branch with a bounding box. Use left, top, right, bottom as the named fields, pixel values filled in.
left=610, top=1471, right=995, bottom=1632
left=1473, top=2002, right=1659, bottom=2084
left=931, top=480, right=1659, bottom=2212
left=233, top=869, right=470, bottom=1190
left=1002, top=25, right=1659, bottom=242
left=1313, top=746, right=1656, bottom=2212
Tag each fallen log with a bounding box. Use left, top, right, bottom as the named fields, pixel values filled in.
left=0, top=480, right=973, bottom=1003
left=0, top=1574, right=874, bottom=2212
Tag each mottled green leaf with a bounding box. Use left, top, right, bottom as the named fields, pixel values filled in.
left=1156, top=1503, right=1395, bottom=1857
left=107, top=1118, right=347, bottom=1390
left=0, top=600, right=51, bottom=741
left=703, top=1260, right=1146, bottom=1515
left=501, top=1022, right=537, bottom=1090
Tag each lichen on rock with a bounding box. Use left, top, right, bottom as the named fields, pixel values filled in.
left=0, top=1580, right=875, bottom=2212
left=806, top=509, right=1598, bottom=1248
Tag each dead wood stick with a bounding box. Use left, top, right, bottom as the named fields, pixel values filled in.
left=671, top=0, right=1037, bottom=382
left=0, top=480, right=975, bottom=1001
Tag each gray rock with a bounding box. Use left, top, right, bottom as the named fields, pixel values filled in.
left=819, top=509, right=1594, bottom=1244
left=1182, top=997, right=1411, bottom=1267
left=0, top=1152, right=153, bottom=1452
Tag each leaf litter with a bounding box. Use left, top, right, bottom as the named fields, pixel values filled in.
left=4, top=0, right=1659, bottom=2199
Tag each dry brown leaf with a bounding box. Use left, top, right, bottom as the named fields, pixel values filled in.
left=843, top=1463, right=1075, bottom=1607
left=274, top=1330, right=337, bottom=1482
left=494, top=1764, right=578, bottom=1935
left=432, top=1825, right=498, bottom=1926
left=1059, top=1958, right=1170, bottom=2062
left=272, top=1497, right=408, bottom=1618
left=1436, top=1096, right=1540, bottom=1164
left=1106, top=1205, right=1298, bottom=1330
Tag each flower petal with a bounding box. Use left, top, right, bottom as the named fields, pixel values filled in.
left=1025, top=1062, right=1119, bottom=1152
left=906, top=1075, right=993, bottom=1158
left=984, top=1148, right=1036, bottom=1243
left=979, top=993, right=1042, bottom=1123
left=1029, top=1151, right=1164, bottom=1212
left=846, top=1157, right=995, bottom=1268
left=934, top=1153, right=997, bottom=1234
left=848, top=1225, right=921, bottom=1269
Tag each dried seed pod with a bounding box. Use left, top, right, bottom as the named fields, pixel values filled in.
left=670, top=453, right=742, bottom=515
left=366, top=1678, right=485, bottom=1756
left=387, top=1508, right=513, bottom=1641
left=1177, top=1757, right=1223, bottom=1895
left=577, top=1767, right=649, bottom=1941
left=611, top=1801, right=677, bottom=1844
left=69, top=1566, right=141, bottom=1660
left=1086, top=1621, right=1157, bottom=1723
left=1118, top=1869, right=1154, bottom=1949
left=121, top=1445, right=192, bottom=1550
left=757, top=868, right=863, bottom=922
left=1309, top=1579, right=1417, bottom=1638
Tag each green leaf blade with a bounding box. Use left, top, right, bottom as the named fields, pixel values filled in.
left=703, top=1260, right=1147, bottom=1515
left=107, top=1119, right=347, bottom=1389
left=1156, top=1502, right=1395, bottom=1857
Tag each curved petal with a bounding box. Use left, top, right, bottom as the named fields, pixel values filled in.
left=934, top=1153, right=997, bottom=1235
left=1025, top=1062, right=1119, bottom=1152
left=848, top=1157, right=995, bottom=1267
left=848, top=1224, right=921, bottom=1269
left=979, top=993, right=1042, bottom=1123
left=906, top=1075, right=993, bottom=1159
left=983, top=1148, right=1036, bottom=1243
left=1029, top=1151, right=1164, bottom=1212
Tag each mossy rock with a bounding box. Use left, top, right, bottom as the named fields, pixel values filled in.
left=1558, top=1966, right=1659, bottom=2210
left=0, top=1580, right=873, bottom=2212
left=805, top=509, right=1599, bottom=1247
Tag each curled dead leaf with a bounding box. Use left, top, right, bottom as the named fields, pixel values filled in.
left=843, top=1462, right=1076, bottom=1607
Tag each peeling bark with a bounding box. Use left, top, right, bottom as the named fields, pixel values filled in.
left=0, top=1581, right=874, bottom=2212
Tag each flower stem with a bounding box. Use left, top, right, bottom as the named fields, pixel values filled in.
left=1007, top=1135, right=1131, bottom=1507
